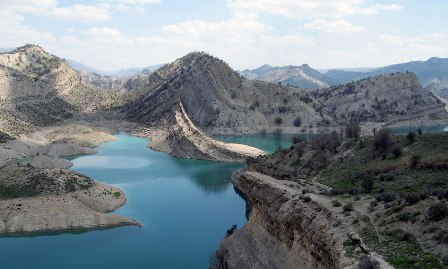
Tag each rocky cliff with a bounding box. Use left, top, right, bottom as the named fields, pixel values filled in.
left=215, top=132, right=448, bottom=268
left=215, top=170, right=393, bottom=269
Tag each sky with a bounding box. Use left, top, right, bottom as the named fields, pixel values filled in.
left=1, top=0, right=447, bottom=71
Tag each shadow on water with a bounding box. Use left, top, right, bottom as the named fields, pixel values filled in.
left=0, top=225, right=132, bottom=239
left=171, top=157, right=243, bottom=194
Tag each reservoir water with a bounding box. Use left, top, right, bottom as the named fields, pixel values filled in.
left=0, top=134, right=248, bottom=269
left=1, top=127, right=447, bottom=268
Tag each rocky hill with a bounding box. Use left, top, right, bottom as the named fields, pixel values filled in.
left=0, top=44, right=125, bottom=136
left=311, top=72, right=447, bottom=124
left=121, top=52, right=448, bottom=160
left=240, top=64, right=331, bottom=89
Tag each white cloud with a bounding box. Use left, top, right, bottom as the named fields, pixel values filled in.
left=226, top=0, right=402, bottom=19
left=380, top=34, right=404, bottom=45
left=85, top=27, right=122, bottom=38
left=102, top=0, right=162, bottom=4
left=0, top=1, right=113, bottom=23
left=304, top=19, right=365, bottom=33
left=162, top=16, right=269, bottom=36
left=0, top=10, right=55, bottom=48
left=51, top=4, right=112, bottom=23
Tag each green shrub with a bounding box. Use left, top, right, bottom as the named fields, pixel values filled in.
left=427, top=203, right=448, bottom=221
left=343, top=203, right=354, bottom=212
left=332, top=200, right=342, bottom=207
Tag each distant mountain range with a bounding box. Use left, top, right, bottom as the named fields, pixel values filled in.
left=325, top=57, right=448, bottom=86
left=239, top=64, right=332, bottom=89
left=67, top=59, right=164, bottom=78
left=239, top=57, right=448, bottom=89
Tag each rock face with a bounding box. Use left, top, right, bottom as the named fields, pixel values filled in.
left=216, top=171, right=356, bottom=269
left=215, top=170, right=396, bottom=269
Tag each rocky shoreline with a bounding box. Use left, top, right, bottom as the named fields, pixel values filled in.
left=0, top=122, right=140, bottom=235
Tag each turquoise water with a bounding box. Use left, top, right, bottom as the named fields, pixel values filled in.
left=0, top=134, right=248, bottom=269
left=2, top=126, right=446, bottom=269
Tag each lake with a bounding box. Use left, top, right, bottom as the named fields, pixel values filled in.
left=0, top=134, right=249, bottom=269
left=1, top=127, right=447, bottom=269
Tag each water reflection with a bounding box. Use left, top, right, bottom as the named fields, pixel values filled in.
left=171, top=158, right=242, bottom=194
left=72, top=156, right=151, bottom=169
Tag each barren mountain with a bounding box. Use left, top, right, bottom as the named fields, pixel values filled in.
left=0, top=45, right=125, bottom=135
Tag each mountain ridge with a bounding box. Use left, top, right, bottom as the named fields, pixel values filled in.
left=240, top=57, right=448, bottom=89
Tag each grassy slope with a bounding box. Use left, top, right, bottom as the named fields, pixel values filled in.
left=318, top=132, right=448, bottom=195
left=257, top=131, right=448, bottom=268
left=317, top=132, right=448, bottom=268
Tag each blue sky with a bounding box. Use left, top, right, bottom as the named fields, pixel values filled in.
left=1, top=0, right=447, bottom=71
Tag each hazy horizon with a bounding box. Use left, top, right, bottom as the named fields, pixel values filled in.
left=1, top=0, right=447, bottom=71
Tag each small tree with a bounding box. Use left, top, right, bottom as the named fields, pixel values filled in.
left=373, top=128, right=392, bottom=151
left=406, top=131, right=416, bottom=143
left=392, top=147, right=402, bottom=158
left=361, top=177, right=374, bottom=193
left=410, top=155, right=421, bottom=168
left=293, top=116, right=302, bottom=127
left=345, top=121, right=361, bottom=140
left=274, top=117, right=283, bottom=125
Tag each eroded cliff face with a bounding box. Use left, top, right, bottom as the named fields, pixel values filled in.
left=215, top=171, right=393, bottom=269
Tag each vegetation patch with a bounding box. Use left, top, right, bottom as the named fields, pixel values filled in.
left=361, top=228, right=443, bottom=269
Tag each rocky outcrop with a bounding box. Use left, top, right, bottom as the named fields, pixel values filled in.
left=215, top=171, right=391, bottom=269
